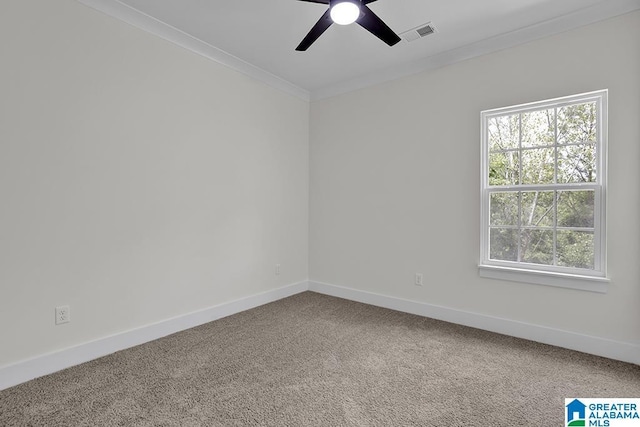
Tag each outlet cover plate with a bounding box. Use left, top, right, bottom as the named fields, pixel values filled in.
left=55, top=305, right=70, bottom=325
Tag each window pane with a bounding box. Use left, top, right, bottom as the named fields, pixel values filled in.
left=557, top=230, right=594, bottom=269
left=521, top=191, right=554, bottom=228
left=490, top=192, right=519, bottom=226
left=558, top=143, right=596, bottom=183
left=490, top=228, right=518, bottom=262
left=558, top=102, right=597, bottom=144
left=557, top=191, right=594, bottom=228
left=521, top=229, right=554, bottom=265
left=481, top=91, right=606, bottom=279
left=489, top=152, right=519, bottom=186
left=522, top=109, right=555, bottom=147
left=521, top=148, right=554, bottom=185
left=489, top=115, right=519, bottom=151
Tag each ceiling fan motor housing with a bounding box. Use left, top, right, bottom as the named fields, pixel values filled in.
left=329, top=0, right=362, bottom=7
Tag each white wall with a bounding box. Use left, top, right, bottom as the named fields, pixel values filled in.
left=1, top=1, right=638, bottom=375
left=310, top=11, right=640, bottom=345
left=0, top=0, right=308, bottom=367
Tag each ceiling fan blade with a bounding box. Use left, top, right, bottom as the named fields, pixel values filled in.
left=356, top=5, right=401, bottom=46
left=297, top=0, right=329, bottom=3
left=363, top=0, right=378, bottom=3
left=296, top=9, right=333, bottom=51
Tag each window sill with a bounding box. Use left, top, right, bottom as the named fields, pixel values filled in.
left=478, top=264, right=609, bottom=293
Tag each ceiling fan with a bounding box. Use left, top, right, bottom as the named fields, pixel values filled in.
left=295, top=0, right=401, bottom=51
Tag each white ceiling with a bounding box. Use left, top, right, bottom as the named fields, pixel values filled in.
left=80, top=0, right=640, bottom=100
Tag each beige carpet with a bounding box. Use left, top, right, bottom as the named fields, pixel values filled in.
left=1, top=291, right=639, bottom=426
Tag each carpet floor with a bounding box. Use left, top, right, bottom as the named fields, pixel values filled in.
left=1, top=291, right=639, bottom=426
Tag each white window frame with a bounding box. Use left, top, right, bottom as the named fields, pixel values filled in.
left=479, top=90, right=609, bottom=293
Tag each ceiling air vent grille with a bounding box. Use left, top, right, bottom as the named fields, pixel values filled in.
left=400, top=23, right=436, bottom=43
left=417, top=25, right=435, bottom=37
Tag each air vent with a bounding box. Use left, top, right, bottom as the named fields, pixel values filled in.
left=417, top=24, right=435, bottom=37
left=400, top=22, right=437, bottom=43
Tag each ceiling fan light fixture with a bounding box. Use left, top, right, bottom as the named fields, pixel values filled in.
left=295, top=0, right=400, bottom=51
left=330, top=0, right=360, bottom=25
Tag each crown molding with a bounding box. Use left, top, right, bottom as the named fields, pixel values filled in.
left=77, top=0, right=311, bottom=102
left=310, top=0, right=640, bottom=100
left=77, top=0, right=639, bottom=102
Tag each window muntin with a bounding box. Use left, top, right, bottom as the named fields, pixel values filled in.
left=480, top=91, right=607, bottom=281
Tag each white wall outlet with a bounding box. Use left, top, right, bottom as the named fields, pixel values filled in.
left=415, top=273, right=423, bottom=286
left=55, top=305, right=70, bottom=325
left=275, top=264, right=281, bottom=275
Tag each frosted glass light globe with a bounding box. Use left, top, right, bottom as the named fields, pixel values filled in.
left=330, top=2, right=360, bottom=25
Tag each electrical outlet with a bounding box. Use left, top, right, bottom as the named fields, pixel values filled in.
left=415, top=273, right=423, bottom=286
left=275, top=264, right=281, bottom=275
left=55, top=305, right=70, bottom=325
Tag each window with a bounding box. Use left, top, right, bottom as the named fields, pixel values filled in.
left=479, top=90, right=608, bottom=292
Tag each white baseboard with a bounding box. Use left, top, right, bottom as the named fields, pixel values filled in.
left=308, top=281, right=640, bottom=366
left=3, top=279, right=637, bottom=391
left=0, top=281, right=308, bottom=391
